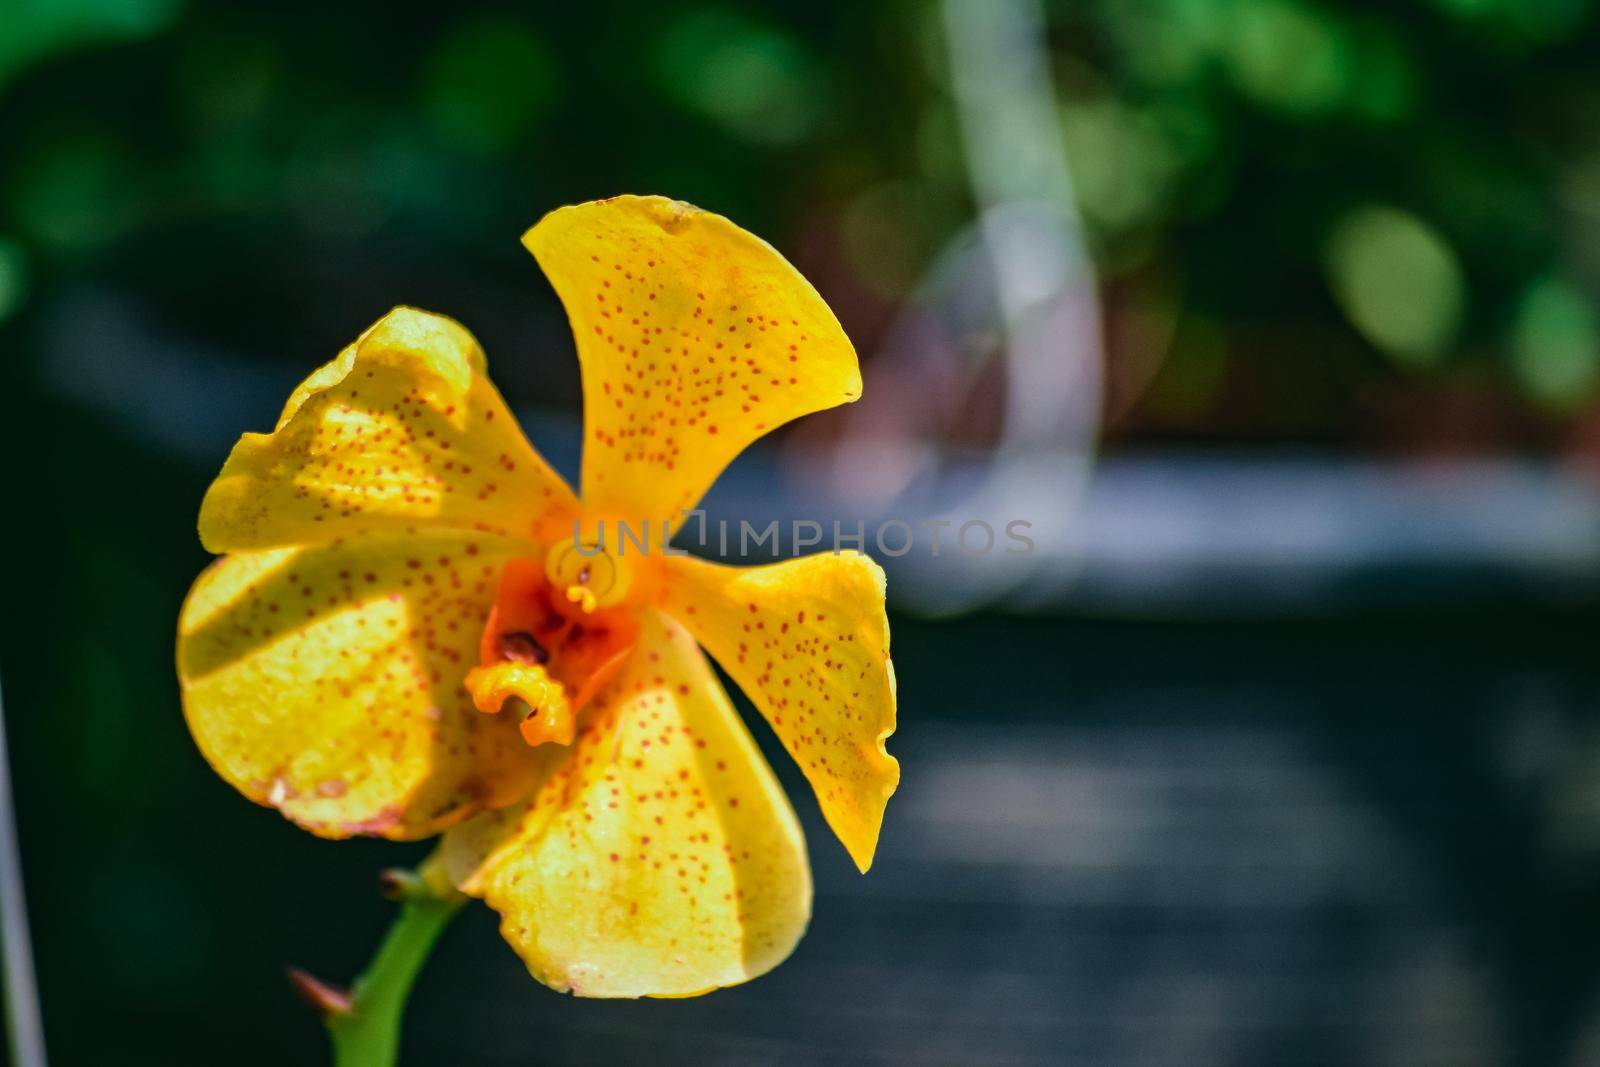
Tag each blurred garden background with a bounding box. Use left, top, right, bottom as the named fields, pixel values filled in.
left=4, top=0, right=1600, bottom=1063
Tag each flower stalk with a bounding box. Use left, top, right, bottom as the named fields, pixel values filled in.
left=294, top=853, right=464, bottom=1067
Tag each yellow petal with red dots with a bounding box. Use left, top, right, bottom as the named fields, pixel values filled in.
left=441, top=609, right=811, bottom=998
left=199, top=306, right=576, bottom=553
left=525, top=195, right=862, bottom=528
left=178, top=532, right=554, bottom=839
left=658, top=552, right=898, bottom=873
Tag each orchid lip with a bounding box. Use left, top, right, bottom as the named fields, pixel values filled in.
left=463, top=553, right=643, bottom=747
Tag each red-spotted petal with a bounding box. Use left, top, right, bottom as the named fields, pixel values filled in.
left=178, top=532, right=548, bottom=838
left=199, top=307, right=576, bottom=552
left=442, top=609, right=811, bottom=997
left=658, top=551, right=898, bottom=871
left=525, top=195, right=861, bottom=530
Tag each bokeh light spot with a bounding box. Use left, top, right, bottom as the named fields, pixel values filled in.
left=1510, top=275, right=1600, bottom=408
left=0, top=237, right=29, bottom=323
left=10, top=130, right=133, bottom=252
left=1060, top=94, right=1182, bottom=241
left=841, top=181, right=954, bottom=300
left=1325, top=205, right=1465, bottom=369
left=1225, top=0, right=1353, bottom=118
left=421, top=17, right=557, bottom=155
left=0, top=0, right=179, bottom=91
left=1428, top=0, right=1590, bottom=42
left=655, top=9, right=829, bottom=146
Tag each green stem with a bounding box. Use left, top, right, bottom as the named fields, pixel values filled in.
left=317, top=855, right=465, bottom=1067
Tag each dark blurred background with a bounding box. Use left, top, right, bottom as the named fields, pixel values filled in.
left=4, top=0, right=1600, bottom=1063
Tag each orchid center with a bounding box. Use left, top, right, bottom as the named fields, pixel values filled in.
left=463, top=555, right=640, bottom=747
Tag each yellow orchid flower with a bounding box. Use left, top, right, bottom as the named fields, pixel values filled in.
left=176, top=196, right=899, bottom=1000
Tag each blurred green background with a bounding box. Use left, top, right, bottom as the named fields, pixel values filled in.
left=4, top=0, right=1600, bottom=1063
left=6, top=0, right=1600, bottom=442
